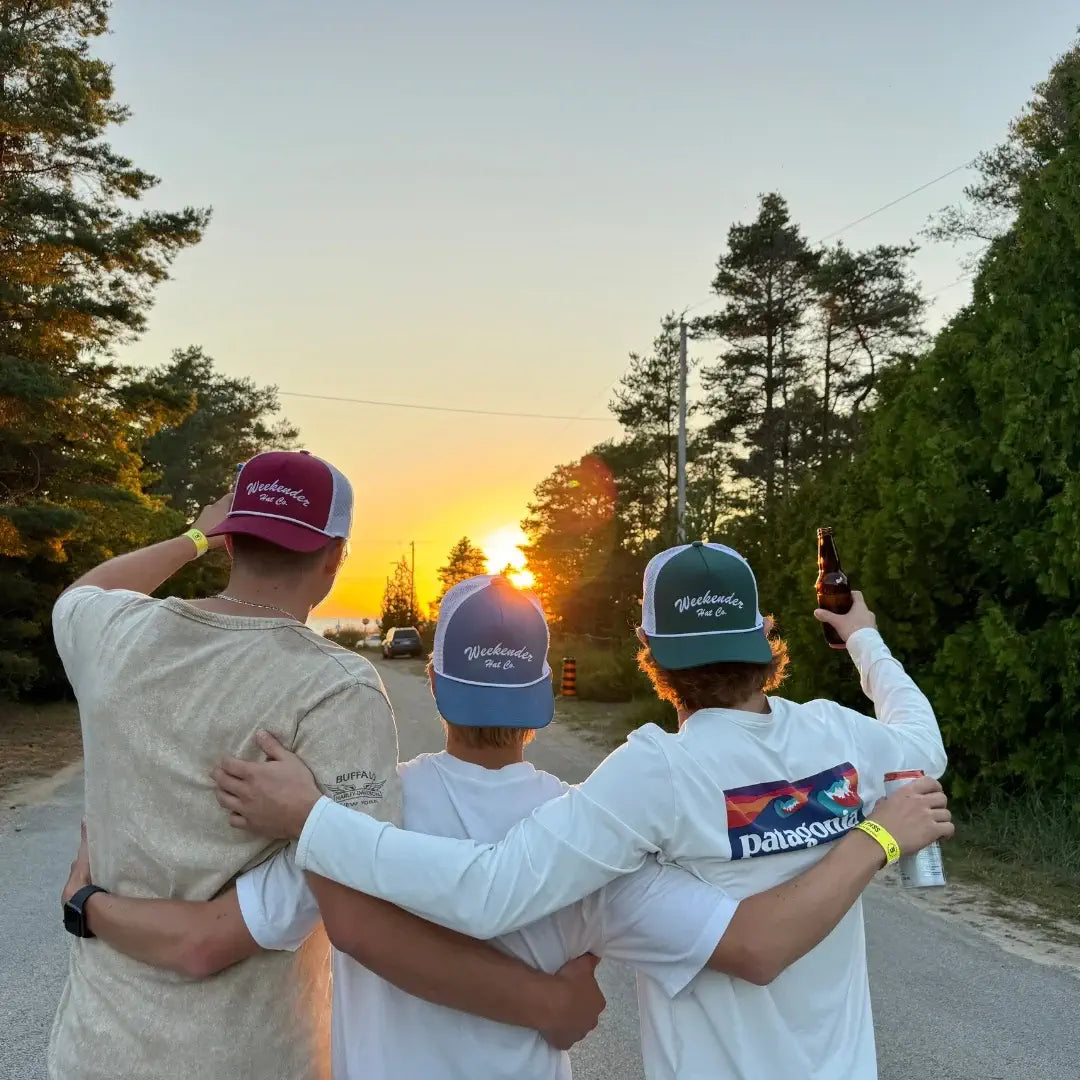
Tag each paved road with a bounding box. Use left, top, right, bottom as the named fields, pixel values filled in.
left=2, top=656, right=1079, bottom=1079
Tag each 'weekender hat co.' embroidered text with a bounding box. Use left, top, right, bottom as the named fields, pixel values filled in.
left=641, top=541, right=773, bottom=669
left=433, top=575, right=555, bottom=730
left=208, top=450, right=353, bottom=553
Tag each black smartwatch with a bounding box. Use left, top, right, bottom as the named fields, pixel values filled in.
left=63, top=885, right=108, bottom=938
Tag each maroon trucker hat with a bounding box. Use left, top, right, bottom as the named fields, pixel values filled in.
left=207, top=451, right=353, bottom=553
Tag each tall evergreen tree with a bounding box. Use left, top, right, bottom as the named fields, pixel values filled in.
left=695, top=193, right=820, bottom=509
left=609, top=315, right=687, bottom=548
left=381, top=556, right=415, bottom=630
left=140, top=346, right=298, bottom=520
left=0, top=1, right=208, bottom=694
left=429, top=536, right=487, bottom=620
left=813, top=242, right=924, bottom=461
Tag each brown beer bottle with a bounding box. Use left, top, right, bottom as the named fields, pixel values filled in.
left=815, top=527, right=853, bottom=648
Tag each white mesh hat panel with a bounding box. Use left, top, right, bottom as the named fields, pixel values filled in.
left=433, top=575, right=493, bottom=676
left=641, top=545, right=689, bottom=634
left=319, top=456, right=353, bottom=539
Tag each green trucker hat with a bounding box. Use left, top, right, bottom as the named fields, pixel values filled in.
left=640, top=541, right=772, bottom=669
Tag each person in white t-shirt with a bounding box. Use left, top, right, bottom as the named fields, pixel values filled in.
left=65, top=571, right=951, bottom=1080
left=211, top=545, right=953, bottom=1080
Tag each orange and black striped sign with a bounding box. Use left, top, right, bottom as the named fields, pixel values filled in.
left=560, top=656, right=577, bottom=697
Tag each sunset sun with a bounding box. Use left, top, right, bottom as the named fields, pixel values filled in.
left=481, top=526, right=535, bottom=589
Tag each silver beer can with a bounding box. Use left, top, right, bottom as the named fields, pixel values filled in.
left=883, top=770, right=947, bottom=888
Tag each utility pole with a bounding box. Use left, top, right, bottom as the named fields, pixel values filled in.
left=409, top=540, right=416, bottom=625
left=677, top=318, right=688, bottom=543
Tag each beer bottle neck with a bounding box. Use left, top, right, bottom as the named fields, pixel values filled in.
left=817, top=533, right=840, bottom=570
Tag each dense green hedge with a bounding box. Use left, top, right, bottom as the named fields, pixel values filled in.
left=739, top=230, right=1080, bottom=810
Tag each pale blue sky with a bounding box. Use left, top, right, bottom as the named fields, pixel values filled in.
left=97, top=0, right=1079, bottom=614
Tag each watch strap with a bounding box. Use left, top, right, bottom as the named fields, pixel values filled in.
left=65, top=884, right=108, bottom=938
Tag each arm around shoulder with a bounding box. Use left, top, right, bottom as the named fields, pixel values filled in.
left=295, top=726, right=678, bottom=939
left=292, top=678, right=402, bottom=825
left=306, top=873, right=604, bottom=1048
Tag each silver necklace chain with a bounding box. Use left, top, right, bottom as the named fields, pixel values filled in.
left=215, top=594, right=300, bottom=621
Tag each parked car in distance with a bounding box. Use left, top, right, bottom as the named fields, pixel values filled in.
left=363, top=634, right=382, bottom=650
left=382, top=626, right=424, bottom=659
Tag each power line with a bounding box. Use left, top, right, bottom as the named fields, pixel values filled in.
left=277, top=389, right=613, bottom=422
left=553, top=374, right=623, bottom=436
left=681, top=158, right=975, bottom=318
left=926, top=271, right=974, bottom=298
left=282, top=163, right=975, bottom=426
left=817, top=160, right=973, bottom=242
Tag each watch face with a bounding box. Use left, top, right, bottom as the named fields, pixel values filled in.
left=63, top=901, right=83, bottom=937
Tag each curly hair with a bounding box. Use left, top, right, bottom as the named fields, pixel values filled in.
left=637, top=633, right=790, bottom=713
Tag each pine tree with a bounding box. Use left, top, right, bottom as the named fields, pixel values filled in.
left=141, top=346, right=298, bottom=521
left=429, top=537, right=487, bottom=620
left=609, top=315, right=687, bottom=547
left=695, top=193, right=820, bottom=510
left=381, top=556, right=415, bottom=631
left=759, top=40, right=1080, bottom=805
left=812, top=242, right=924, bottom=461
left=0, top=1, right=208, bottom=695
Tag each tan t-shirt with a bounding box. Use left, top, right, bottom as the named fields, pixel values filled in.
left=48, top=587, right=402, bottom=1080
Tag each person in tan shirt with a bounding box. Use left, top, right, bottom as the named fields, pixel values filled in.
left=49, top=450, right=604, bottom=1080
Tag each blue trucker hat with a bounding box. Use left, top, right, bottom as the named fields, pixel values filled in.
left=432, top=575, right=554, bottom=730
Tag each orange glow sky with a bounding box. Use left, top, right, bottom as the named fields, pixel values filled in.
left=91, top=1, right=1069, bottom=621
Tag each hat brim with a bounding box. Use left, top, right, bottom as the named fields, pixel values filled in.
left=207, top=514, right=336, bottom=554
left=433, top=671, right=555, bottom=730
left=644, top=627, right=773, bottom=670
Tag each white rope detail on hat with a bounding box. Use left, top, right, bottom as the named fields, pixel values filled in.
left=646, top=621, right=766, bottom=639
left=225, top=509, right=338, bottom=535
left=435, top=670, right=552, bottom=689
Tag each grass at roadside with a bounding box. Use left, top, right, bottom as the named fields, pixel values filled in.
left=947, top=794, right=1080, bottom=935
left=554, top=694, right=1080, bottom=934
left=554, top=695, right=675, bottom=749
left=0, top=700, right=82, bottom=797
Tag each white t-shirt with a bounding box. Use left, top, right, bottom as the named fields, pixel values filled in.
left=294, top=628, right=947, bottom=1080
left=238, top=751, right=736, bottom=1080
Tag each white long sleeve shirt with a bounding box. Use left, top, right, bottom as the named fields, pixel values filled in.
left=238, top=752, right=734, bottom=1080
left=295, top=628, right=947, bottom=1079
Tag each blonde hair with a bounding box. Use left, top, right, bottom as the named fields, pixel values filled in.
left=442, top=722, right=536, bottom=749
left=425, top=661, right=537, bottom=747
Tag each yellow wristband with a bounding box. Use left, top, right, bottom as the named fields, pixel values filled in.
left=183, top=528, right=209, bottom=558
left=855, top=819, right=901, bottom=866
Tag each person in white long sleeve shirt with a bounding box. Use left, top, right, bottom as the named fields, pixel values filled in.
left=215, top=544, right=952, bottom=1080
